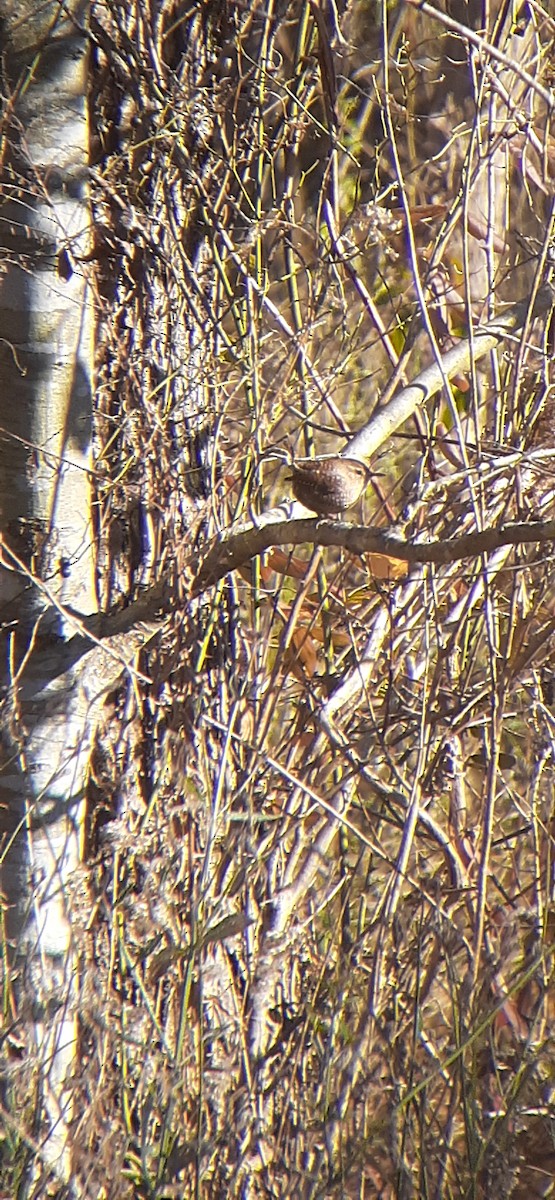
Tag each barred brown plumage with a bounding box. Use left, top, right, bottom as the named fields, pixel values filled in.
left=289, top=455, right=372, bottom=515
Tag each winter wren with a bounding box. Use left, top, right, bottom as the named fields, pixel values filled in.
left=289, top=455, right=372, bottom=515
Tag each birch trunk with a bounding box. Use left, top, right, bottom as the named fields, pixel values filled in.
left=0, top=0, right=94, bottom=1184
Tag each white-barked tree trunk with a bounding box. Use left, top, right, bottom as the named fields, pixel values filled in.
left=0, top=0, right=94, bottom=1183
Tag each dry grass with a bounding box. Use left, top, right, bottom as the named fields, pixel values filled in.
left=4, top=0, right=555, bottom=1196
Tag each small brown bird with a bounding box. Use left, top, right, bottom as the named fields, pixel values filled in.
left=289, top=455, right=372, bottom=515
